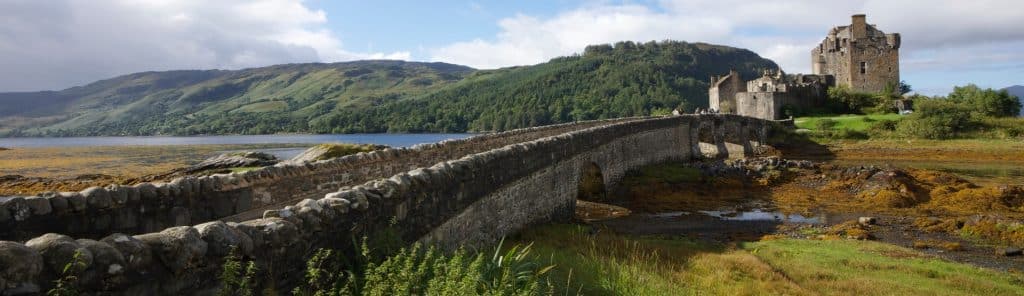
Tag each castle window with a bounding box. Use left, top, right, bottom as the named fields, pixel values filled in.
left=860, top=62, right=867, bottom=74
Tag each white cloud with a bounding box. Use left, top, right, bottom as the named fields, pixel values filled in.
left=0, top=0, right=408, bottom=91
left=430, top=0, right=1024, bottom=90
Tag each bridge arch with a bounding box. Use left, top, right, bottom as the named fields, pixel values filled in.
left=576, top=162, right=607, bottom=201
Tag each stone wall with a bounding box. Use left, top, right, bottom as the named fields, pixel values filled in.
left=0, top=118, right=637, bottom=241
left=811, top=14, right=899, bottom=94
left=709, top=70, right=745, bottom=113
left=0, top=115, right=770, bottom=295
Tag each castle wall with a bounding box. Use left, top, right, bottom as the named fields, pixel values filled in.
left=848, top=38, right=899, bottom=93
left=812, top=14, right=899, bottom=94
left=709, top=71, right=744, bottom=113
left=0, top=115, right=772, bottom=295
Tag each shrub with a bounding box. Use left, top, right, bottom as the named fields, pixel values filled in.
left=827, top=85, right=883, bottom=114
left=284, top=239, right=555, bottom=296
left=894, top=98, right=974, bottom=139
left=48, top=251, right=88, bottom=296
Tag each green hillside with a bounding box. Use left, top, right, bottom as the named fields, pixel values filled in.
left=0, top=41, right=777, bottom=136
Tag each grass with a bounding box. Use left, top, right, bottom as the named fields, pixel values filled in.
left=795, top=113, right=904, bottom=132
left=515, top=224, right=1024, bottom=296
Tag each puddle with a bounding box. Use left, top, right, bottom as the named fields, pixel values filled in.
left=644, top=209, right=823, bottom=224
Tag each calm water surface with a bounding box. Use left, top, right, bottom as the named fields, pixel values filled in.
left=0, top=134, right=474, bottom=148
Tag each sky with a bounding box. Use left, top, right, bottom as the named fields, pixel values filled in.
left=1, top=0, right=1022, bottom=96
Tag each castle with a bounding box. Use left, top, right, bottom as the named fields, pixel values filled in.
left=710, top=14, right=901, bottom=119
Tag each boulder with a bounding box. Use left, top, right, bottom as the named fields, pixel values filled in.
left=0, top=241, right=43, bottom=294
left=185, top=151, right=279, bottom=173
left=100, top=233, right=152, bottom=271
left=858, top=217, right=877, bottom=226
left=133, top=226, right=207, bottom=274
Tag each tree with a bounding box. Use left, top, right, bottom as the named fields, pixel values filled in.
left=947, top=84, right=1022, bottom=117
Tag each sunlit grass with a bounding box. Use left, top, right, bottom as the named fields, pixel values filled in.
left=515, top=224, right=1024, bottom=296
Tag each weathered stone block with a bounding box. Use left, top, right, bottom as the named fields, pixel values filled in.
left=75, top=239, right=127, bottom=285
left=133, top=226, right=207, bottom=274
left=106, top=185, right=129, bottom=206
left=0, top=241, right=43, bottom=294
left=171, top=207, right=190, bottom=226
left=23, top=196, right=52, bottom=216
left=195, top=221, right=253, bottom=257
left=100, top=233, right=152, bottom=271
left=82, top=186, right=112, bottom=210
left=2, top=197, right=31, bottom=221
left=25, top=233, right=94, bottom=273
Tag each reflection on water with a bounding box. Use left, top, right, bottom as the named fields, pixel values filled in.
left=830, top=159, right=1024, bottom=186
left=644, top=209, right=823, bottom=224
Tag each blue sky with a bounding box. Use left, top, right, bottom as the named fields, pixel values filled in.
left=1, top=0, right=1021, bottom=95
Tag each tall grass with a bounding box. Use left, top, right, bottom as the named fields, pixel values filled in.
left=221, top=238, right=557, bottom=296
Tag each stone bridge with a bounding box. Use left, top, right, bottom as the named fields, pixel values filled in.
left=0, top=114, right=773, bottom=295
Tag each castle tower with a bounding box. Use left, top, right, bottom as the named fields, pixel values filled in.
left=811, top=14, right=900, bottom=94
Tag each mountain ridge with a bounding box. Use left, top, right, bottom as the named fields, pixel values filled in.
left=0, top=41, right=778, bottom=136
left=1003, top=85, right=1023, bottom=116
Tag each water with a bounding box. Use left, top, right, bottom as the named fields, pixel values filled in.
left=0, top=134, right=474, bottom=149
left=647, top=210, right=823, bottom=224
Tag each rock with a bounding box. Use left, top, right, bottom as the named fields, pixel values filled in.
left=133, top=226, right=207, bottom=274
left=0, top=241, right=43, bottom=294
left=2, top=197, right=31, bottom=221
left=100, top=233, right=152, bottom=270
left=290, top=143, right=386, bottom=163
left=998, top=247, right=1023, bottom=257
left=106, top=185, right=129, bottom=206
left=60, top=192, right=87, bottom=212
left=185, top=151, right=279, bottom=173
left=44, top=192, right=69, bottom=214
left=234, top=218, right=302, bottom=258
left=23, top=196, right=52, bottom=216
left=858, top=217, right=877, bottom=225
left=75, top=239, right=127, bottom=286
left=82, top=186, right=112, bottom=209
left=25, top=233, right=94, bottom=273
left=171, top=206, right=191, bottom=226
left=195, top=221, right=254, bottom=257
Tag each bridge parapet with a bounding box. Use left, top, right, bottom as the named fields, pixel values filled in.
left=0, top=115, right=771, bottom=295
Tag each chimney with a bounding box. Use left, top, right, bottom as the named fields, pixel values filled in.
left=851, top=14, right=867, bottom=39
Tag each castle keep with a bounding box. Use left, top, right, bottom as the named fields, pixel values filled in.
left=710, top=14, right=900, bottom=120
left=812, top=14, right=901, bottom=94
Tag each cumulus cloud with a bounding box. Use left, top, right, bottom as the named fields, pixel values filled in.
left=0, top=0, right=409, bottom=91
left=430, top=0, right=1024, bottom=92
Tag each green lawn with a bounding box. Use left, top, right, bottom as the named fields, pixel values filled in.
left=795, top=114, right=904, bottom=132
left=516, top=224, right=1024, bottom=296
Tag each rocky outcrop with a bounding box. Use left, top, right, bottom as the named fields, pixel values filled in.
left=184, top=152, right=279, bottom=174
left=289, top=143, right=386, bottom=163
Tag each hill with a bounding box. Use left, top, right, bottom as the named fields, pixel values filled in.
left=1004, top=85, right=1024, bottom=116
left=0, top=41, right=777, bottom=136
